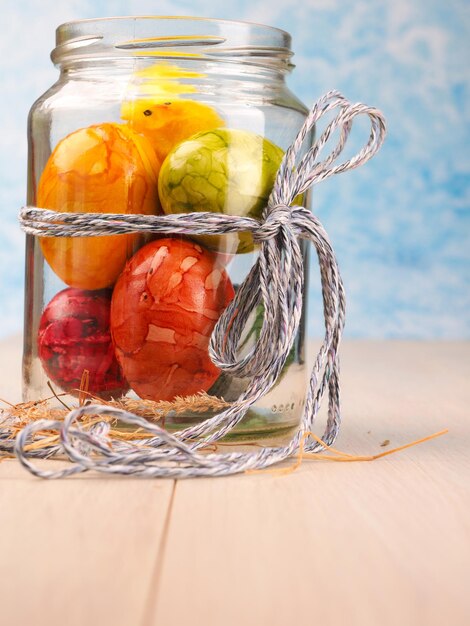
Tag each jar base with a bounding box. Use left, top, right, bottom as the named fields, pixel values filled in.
left=116, top=408, right=300, bottom=444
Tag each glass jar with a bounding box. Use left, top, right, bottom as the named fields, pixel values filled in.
left=23, top=16, right=312, bottom=440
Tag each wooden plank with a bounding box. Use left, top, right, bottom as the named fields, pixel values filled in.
left=0, top=334, right=176, bottom=626
left=150, top=341, right=470, bottom=626
left=0, top=459, right=175, bottom=626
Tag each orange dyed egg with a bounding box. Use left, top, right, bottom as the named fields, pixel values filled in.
left=38, top=123, right=162, bottom=290
left=110, top=238, right=234, bottom=402
left=121, top=98, right=225, bottom=164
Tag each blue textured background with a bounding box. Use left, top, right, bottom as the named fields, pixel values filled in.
left=1, top=0, right=469, bottom=339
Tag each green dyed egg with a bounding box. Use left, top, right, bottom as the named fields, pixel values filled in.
left=158, top=128, right=284, bottom=254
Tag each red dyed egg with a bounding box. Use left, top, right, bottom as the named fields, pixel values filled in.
left=110, top=238, right=235, bottom=401
left=38, top=288, right=128, bottom=398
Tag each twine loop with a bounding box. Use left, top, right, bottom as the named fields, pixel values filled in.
left=11, top=90, right=387, bottom=479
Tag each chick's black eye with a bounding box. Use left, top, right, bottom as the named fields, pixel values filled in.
left=143, top=110, right=152, bottom=116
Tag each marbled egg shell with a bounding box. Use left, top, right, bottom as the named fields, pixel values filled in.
left=110, top=238, right=235, bottom=401
left=158, top=128, right=284, bottom=254
left=38, top=288, right=128, bottom=398
left=38, top=123, right=161, bottom=290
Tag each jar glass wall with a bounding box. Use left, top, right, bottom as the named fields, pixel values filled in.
left=23, top=17, right=312, bottom=440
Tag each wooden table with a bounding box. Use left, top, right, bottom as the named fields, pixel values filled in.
left=0, top=338, right=469, bottom=626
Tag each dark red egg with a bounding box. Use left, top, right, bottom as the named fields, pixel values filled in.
left=38, top=288, right=128, bottom=398
left=110, top=238, right=235, bottom=401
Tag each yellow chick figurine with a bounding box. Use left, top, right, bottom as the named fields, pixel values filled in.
left=121, top=62, right=225, bottom=164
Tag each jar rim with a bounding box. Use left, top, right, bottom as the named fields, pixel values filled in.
left=53, top=15, right=293, bottom=71
left=57, top=15, right=291, bottom=40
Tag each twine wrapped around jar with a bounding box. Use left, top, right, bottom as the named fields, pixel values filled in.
left=8, top=90, right=386, bottom=478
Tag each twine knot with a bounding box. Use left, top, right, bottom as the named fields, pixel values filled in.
left=14, top=90, right=387, bottom=479
left=254, top=203, right=297, bottom=242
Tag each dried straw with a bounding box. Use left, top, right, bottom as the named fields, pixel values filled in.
left=0, top=390, right=231, bottom=459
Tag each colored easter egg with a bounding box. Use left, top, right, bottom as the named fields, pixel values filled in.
left=122, top=99, right=225, bottom=164
left=158, top=128, right=284, bottom=254
left=38, top=123, right=161, bottom=290
left=38, top=288, right=128, bottom=398
left=110, top=238, right=235, bottom=401
left=121, top=62, right=225, bottom=164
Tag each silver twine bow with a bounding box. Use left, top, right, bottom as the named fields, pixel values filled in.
left=12, top=90, right=386, bottom=478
